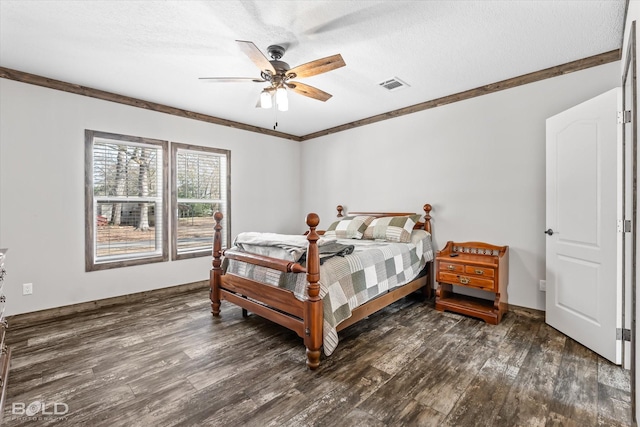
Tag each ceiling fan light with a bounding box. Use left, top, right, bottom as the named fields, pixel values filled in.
left=260, top=90, right=272, bottom=109
left=276, top=87, right=288, bottom=112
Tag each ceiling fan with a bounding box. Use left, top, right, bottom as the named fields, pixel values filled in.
left=199, top=40, right=346, bottom=112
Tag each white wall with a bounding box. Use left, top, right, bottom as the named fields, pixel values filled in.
left=301, top=61, right=620, bottom=311
left=0, top=79, right=302, bottom=316
left=0, top=60, right=622, bottom=316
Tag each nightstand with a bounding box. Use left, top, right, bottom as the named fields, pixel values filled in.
left=435, top=241, right=509, bottom=324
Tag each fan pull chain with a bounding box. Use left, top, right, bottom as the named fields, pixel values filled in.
left=273, top=105, right=278, bottom=130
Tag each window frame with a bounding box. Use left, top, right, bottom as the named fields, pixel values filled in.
left=171, top=142, right=231, bottom=261
left=85, top=130, right=169, bottom=271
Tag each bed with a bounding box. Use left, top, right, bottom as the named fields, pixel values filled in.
left=210, top=204, right=434, bottom=369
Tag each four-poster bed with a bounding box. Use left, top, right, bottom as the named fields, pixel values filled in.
left=210, top=204, right=434, bottom=369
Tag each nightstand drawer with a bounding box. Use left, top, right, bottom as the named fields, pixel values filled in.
left=464, top=266, right=495, bottom=278
left=438, top=262, right=464, bottom=273
left=438, top=272, right=495, bottom=291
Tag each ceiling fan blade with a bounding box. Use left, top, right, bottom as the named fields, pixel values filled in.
left=236, top=40, right=276, bottom=74
left=286, top=54, right=346, bottom=79
left=286, top=81, right=332, bottom=102
left=199, top=77, right=266, bottom=83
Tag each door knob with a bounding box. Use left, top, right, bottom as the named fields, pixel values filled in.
left=544, top=229, right=554, bottom=236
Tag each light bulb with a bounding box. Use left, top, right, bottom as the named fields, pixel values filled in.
left=260, top=90, right=272, bottom=109
left=276, top=87, right=288, bottom=112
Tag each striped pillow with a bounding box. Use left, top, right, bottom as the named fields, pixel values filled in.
left=363, top=215, right=421, bottom=243
left=324, top=216, right=375, bottom=239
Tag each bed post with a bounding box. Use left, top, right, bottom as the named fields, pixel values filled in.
left=423, top=204, right=432, bottom=234
left=423, top=204, right=434, bottom=299
left=304, top=213, right=322, bottom=370
left=336, top=205, right=344, bottom=218
left=211, top=211, right=223, bottom=317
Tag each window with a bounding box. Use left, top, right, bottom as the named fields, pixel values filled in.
left=85, top=130, right=168, bottom=271
left=171, top=143, right=230, bottom=260
left=85, top=130, right=230, bottom=271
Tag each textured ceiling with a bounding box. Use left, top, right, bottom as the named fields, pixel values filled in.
left=0, top=0, right=627, bottom=138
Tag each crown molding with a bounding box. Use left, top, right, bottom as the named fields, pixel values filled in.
left=0, top=49, right=620, bottom=142
left=300, top=49, right=621, bottom=141
left=0, top=66, right=302, bottom=142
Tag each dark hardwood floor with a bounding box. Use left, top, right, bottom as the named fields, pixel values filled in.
left=2, top=288, right=632, bottom=426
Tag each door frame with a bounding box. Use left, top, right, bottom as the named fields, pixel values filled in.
left=622, top=20, right=637, bottom=425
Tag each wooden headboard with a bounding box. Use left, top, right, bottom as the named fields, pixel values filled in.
left=336, top=204, right=433, bottom=234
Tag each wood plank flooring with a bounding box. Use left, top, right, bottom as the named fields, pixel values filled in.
left=1, top=289, right=632, bottom=426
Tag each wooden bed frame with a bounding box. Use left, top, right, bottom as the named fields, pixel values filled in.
left=210, top=204, right=433, bottom=370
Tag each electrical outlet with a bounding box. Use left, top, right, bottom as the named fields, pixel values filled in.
left=22, top=283, right=33, bottom=295
left=539, top=280, right=547, bottom=292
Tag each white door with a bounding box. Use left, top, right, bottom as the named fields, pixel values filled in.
left=545, top=88, right=620, bottom=364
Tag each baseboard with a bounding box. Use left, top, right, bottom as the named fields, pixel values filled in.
left=7, top=280, right=209, bottom=329
left=508, top=303, right=545, bottom=319
left=7, top=282, right=543, bottom=329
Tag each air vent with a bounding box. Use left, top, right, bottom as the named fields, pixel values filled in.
left=378, top=77, right=409, bottom=91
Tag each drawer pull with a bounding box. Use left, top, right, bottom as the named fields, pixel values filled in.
left=448, top=265, right=455, bottom=270
left=474, top=269, right=484, bottom=275
left=459, top=276, right=470, bottom=285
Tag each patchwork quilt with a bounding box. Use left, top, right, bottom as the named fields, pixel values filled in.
left=223, top=230, right=433, bottom=355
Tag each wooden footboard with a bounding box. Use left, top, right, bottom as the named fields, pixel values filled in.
left=210, top=204, right=433, bottom=370
left=211, top=212, right=323, bottom=369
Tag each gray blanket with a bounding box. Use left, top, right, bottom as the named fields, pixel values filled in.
left=233, top=232, right=337, bottom=262
left=300, top=241, right=355, bottom=265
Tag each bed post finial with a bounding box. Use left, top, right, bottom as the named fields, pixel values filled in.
left=211, top=211, right=223, bottom=317
left=336, top=205, right=344, bottom=218
left=304, top=213, right=322, bottom=370
left=423, top=204, right=432, bottom=234
left=305, top=213, right=320, bottom=296
left=423, top=204, right=432, bottom=219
